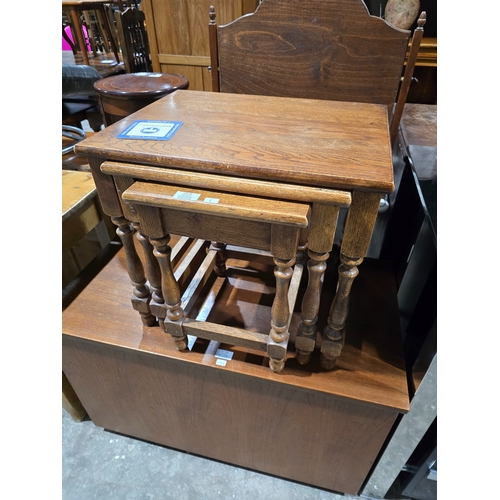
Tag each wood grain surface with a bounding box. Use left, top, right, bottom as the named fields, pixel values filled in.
left=101, top=161, right=352, bottom=205
left=76, top=90, right=394, bottom=192
left=122, top=181, right=310, bottom=226
left=216, top=0, right=409, bottom=106
left=62, top=171, right=97, bottom=221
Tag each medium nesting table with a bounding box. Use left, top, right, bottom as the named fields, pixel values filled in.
left=75, top=90, right=394, bottom=371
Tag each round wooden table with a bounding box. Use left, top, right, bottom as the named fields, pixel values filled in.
left=94, top=72, right=189, bottom=126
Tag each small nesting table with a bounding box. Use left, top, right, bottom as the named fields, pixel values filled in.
left=75, top=90, right=394, bottom=371
left=93, top=73, right=189, bottom=126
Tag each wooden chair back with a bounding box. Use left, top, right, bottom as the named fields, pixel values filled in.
left=115, top=6, right=153, bottom=73
left=209, top=0, right=426, bottom=142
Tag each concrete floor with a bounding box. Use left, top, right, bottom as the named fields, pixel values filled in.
left=63, top=408, right=365, bottom=500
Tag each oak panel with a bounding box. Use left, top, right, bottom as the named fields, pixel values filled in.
left=143, top=0, right=259, bottom=89
left=76, top=90, right=394, bottom=192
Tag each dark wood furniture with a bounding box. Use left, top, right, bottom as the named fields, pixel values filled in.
left=62, top=237, right=409, bottom=495
left=75, top=89, right=394, bottom=371
left=93, top=72, right=189, bottom=125
left=383, top=103, right=436, bottom=389
left=208, top=0, right=426, bottom=143
left=361, top=103, right=436, bottom=499
left=62, top=0, right=120, bottom=67
left=114, top=6, right=153, bottom=73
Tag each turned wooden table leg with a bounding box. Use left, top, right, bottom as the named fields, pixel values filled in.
left=296, top=203, right=340, bottom=365
left=69, top=8, right=90, bottom=66
left=112, top=216, right=156, bottom=326
left=268, top=256, right=295, bottom=373
left=296, top=250, right=328, bottom=365
left=321, top=255, right=362, bottom=369
left=209, top=241, right=227, bottom=276
left=321, top=192, right=381, bottom=370
left=268, top=225, right=300, bottom=373
left=132, top=222, right=165, bottom=327
left=149, top=235, right=188, bottom=350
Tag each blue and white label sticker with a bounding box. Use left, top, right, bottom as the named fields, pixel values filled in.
left=117, top=120, right=182, bottom=141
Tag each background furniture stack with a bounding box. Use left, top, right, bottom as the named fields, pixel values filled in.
left=62, top=0, right=121, bottom=67
left=113, top=4, right=153, bottom=73
left=141, top=0, right=260, bottom=91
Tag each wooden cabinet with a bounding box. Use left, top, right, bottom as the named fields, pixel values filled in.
left=142, top=0, right=260, bottom=91
left=63, top=241, right=409, bottom=495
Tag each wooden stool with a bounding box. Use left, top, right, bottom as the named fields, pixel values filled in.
left=93, top=72, right=189, bottom=126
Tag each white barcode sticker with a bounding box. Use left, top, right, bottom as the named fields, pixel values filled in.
left=215, top=349, right=234, bottom=361
left=173, top=191, right=200, bottom=201
left=204, top=197, right=220, bottom=204
left=215, top=359, right=227, bottom=367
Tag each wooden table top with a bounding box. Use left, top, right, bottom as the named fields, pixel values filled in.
left=76, top=90, right=394, bottom=193
left=93, top=72, right=189, bottom=99
left=62, top=170, right=97, bottom=221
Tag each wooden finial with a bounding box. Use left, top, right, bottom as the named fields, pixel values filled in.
left=209, top=5, right=216, bottom=24
left=417, top=11, right=427, bottom=28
